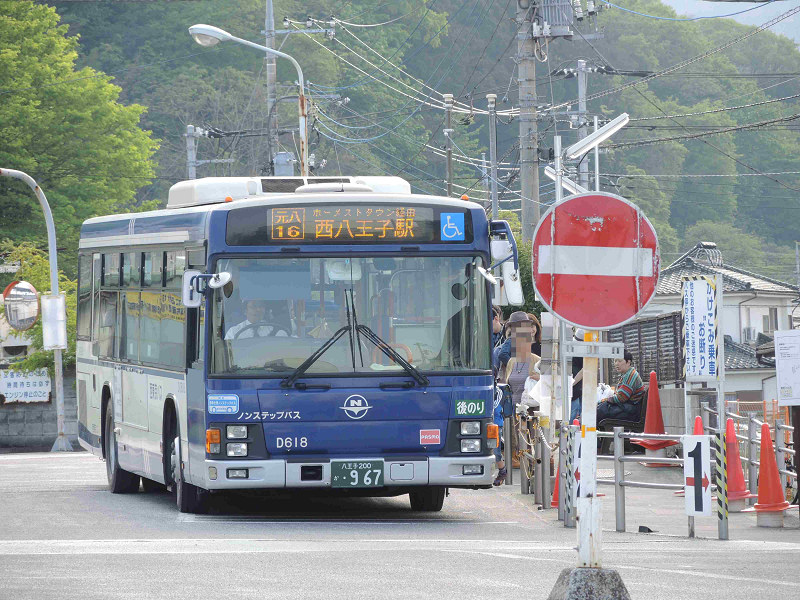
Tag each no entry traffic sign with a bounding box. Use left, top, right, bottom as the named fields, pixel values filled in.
left=532, top=192, right=660, bottom=330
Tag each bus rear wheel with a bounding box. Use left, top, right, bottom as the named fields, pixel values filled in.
left=409, top=486, right=446, bottom=512
left=104, top=404, right=140, bottom=494
left=167, top=422, right=209, bottom=514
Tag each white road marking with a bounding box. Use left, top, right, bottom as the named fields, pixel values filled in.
left=537, top=245, right=653, bottom=277
left=451, top=548, right=800, bottom=589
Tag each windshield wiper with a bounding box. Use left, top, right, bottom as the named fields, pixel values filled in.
left=280, top=324, right=351, bottom=388
left=356, top=323, right=429, bottom=387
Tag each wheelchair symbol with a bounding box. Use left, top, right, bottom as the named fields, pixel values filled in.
left=441, top=214, right=464, bottom=240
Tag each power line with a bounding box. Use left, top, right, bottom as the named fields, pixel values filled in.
left=609, top=112, right=800, bottom=148
left=546, top=4, right=800, bottom=113
left=629, top=92, right=800, bottom=122
left=597, top=0, right=780, bottom=22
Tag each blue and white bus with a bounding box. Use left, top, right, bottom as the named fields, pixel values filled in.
left=76, top=176, right=522, bottom=513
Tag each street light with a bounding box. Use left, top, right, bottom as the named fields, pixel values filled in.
left=0, top=169, right=70, bottom=452
left=564, top=112, right=629, bottom=160
left=554, top=112, right=628, bottom=204
left=188, top=24, right=308, bottom=176
left=543, top=166, right=587, bottom=195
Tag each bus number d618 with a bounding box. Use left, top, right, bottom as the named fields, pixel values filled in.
left=275, top=436, right=308, bottom=449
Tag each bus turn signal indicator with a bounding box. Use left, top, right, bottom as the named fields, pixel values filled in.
left=487, top=424, right=499, bottom=449
left=206, top=428, right=221, bottom=453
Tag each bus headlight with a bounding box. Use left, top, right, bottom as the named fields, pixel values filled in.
left=460, top=421, right=481, bottom=436
left=227, top=442, right=248, bottom=457
left=226, top=425, right=248, bottom=439
left=460, top=439, right=481, bottom=453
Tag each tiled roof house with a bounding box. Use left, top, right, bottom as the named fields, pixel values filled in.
left=624, top=242, right=797, bottom=402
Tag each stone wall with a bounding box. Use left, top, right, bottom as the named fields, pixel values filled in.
left=0, top=368, right=78, bottom=451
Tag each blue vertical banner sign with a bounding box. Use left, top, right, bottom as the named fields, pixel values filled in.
left=682, top=277, right=720, bottom=382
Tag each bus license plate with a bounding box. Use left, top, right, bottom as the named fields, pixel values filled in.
left=331, top=460, right=384, bottom=488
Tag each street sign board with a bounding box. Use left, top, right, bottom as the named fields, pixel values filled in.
left=531, top=192, right=660, bottom=330
left=682, top=435, right=712, bottom=516
left=775, top=329, right=800, bottom=406
left=682, top=276, right=721, bottom=382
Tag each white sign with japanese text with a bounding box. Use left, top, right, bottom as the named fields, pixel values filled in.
left=0, top=368, right=51, bottom=403
left=682, top=277, right=720, bottom=382
left=682, top=435, right=712, bottom=516
left=775, top=329, right=800, bottom=407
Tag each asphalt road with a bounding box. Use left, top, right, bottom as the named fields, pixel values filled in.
left=1, top=451, right=798, bottom=600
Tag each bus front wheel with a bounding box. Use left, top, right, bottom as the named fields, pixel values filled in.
left=104, top=404, right=140, bottom=493
left=167, top=423, right=209, bottom=514
left=409, top=486, right=446, bottom=512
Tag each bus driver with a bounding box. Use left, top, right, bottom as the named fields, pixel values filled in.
left=224, top=299, right=290, bottom=340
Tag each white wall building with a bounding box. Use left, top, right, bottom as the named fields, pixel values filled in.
left=618, top=242, right=797, bottom=404
left=645, top=242, right=797, bottom=345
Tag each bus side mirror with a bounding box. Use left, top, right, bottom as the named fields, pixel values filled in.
left=490, top=239, right=524, bottom=306
left=182, top=270, right=232, bottom=307
left=182, top=270, right=202, bottom=308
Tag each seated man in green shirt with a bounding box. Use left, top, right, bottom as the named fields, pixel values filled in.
left=597, top=350, right=644, bottom=422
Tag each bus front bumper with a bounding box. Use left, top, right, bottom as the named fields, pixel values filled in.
left=199, top=455, right=495, bottom=490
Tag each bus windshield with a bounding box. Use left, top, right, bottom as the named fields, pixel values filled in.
left=209, top=256, right=490, bottom=377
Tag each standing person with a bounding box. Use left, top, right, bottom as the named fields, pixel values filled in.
left=498, top=312, right=543, bottom=376
left=501, top=312, right=540, bottom=386
left=491, top=306, right=504, bottom=348
left=596, top=350, right=644, bottom=422
left=492, top=385, right=507, bottom=486
left=527, top=312, right=542, bottom=358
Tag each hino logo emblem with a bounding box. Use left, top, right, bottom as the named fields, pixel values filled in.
left=340, top=394, right=372, bottom=420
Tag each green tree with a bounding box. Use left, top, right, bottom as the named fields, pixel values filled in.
left=0, top=242, right=76, bottom=373
left=0, top=1, right=157, bottom=276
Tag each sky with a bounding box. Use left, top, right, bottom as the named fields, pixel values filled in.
left=660, top=0, right=800, bottom=42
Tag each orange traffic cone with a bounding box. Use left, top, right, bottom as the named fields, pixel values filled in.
left=754, top=423, right=792, bottom=527
left=551, top=466, right=560, bottom=508
left=725, top=418, right=756, bottom=512
left=692, top=416, right=704, bottom=435
left=632, top=372, right=678, bottom=466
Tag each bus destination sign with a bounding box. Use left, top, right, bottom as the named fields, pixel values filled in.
left=226, top=204, right=472, bottom=245
left=270, top=205, right=433, bottom=243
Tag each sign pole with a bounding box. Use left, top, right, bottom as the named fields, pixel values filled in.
left=715, top=275, right=729, bottom=540
left=0, top=169, right=71, bottom=452
left=577, top=331, right=601, bottom=567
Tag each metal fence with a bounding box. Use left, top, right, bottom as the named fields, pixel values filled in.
left=607, top=311, right=683, bottom=385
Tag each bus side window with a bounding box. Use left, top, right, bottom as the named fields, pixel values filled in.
left=165, top=250, right=186, bottom=289
left=77, top=254, right=92, bottom=339
left=91, top=254, right=101, bottom=346
left=142, top=251, right=164, bottom=287
left=96, top=291, right=118, bottom=358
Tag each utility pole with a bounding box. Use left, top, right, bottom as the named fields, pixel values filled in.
left=444, top=93, right=454, bottom=197
left=517, top=0, right=539, bottom=241
left=481, top=152, right=489, bottom=209
left=265, top=0, right=279, bottom=174
left=488, top=94, right=499, bottom=220
left=186, top=125, right=198, bottom=179
left=577, top=59, right=590, bottom=191
left=184, top=125, right=236, bottom=179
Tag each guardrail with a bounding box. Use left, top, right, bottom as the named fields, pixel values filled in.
left=555, top=415, right=795, bottom=539
left=700, top=402, right=796, bottom=494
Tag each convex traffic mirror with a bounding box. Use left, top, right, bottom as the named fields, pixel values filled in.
left=2, top=280, right=40, bottom=331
